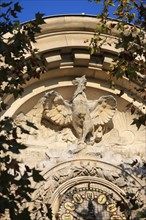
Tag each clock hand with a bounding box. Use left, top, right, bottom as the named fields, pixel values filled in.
left=87, top=199, right=96, bottom=220
left=74, top=199, right=96, bottom=220
left=74, top=209, right=88, bottom=217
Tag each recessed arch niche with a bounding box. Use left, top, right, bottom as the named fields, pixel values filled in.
left=1, top=15, right=145, bottom=220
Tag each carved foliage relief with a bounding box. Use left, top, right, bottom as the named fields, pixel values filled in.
left=32, top=159, right=145, bottom=219
left=13, top=76, right=146, bottom=219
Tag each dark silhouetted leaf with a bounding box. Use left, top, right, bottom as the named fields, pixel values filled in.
left=26, top=120, right=38, bottom=130
left=35, top=12, right=45, bottom=24
left=32, top=168, right=45, bottom=182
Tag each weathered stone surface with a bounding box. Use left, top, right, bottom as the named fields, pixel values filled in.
left=2, top=15, right=145, bottom=220
left=14, top=77, right=145, bottom=168
left=41, top=76, right=117, bottom=143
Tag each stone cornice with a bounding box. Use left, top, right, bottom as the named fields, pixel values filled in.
left=1, top=15, right=145, bottom=118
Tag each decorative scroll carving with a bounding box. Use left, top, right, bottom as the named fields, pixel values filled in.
left=42, top=75, right=117, bottom=143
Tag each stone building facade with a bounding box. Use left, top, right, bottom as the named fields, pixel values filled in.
left=2, top=15, right=146, bottom=219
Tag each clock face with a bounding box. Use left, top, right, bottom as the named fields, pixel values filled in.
left=58, top=183, right=127, bottom=220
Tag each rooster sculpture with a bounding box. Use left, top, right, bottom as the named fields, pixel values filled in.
left=42, top=76, right=117, bottom=143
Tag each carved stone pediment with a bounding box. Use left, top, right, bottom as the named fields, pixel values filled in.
left=14, top=76, right=145, bottom=166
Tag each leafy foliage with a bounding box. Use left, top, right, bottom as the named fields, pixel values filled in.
left=0, top=2, right=46, bottom=111
left=89, top=0, right=146, bottom=128
left=0, top=116, right=50, bottom=219
left=137, top=208, right=146, bottom=218
left=0, top=1, right=52, bottom=219
left=89, top=1, right=146, bottom=218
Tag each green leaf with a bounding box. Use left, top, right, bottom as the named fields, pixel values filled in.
left=32, top=169, right=45, bottom=182
left=131, top=114, right=146, bottom=129
left=90, top=47, right=95, bottom=55
left=13, top=20, right=20, bottom=30
left=0, top=196, right=9, bottom=214
left=18, top=126, right=30, bottom=134
left=14, top=2, right=22, bottom=13
left=137, top=209, right=146, bottom=218
left=26, top=120, right=38, bottom=130
left=35, top=12, right=45, bottom=24
left=0, top=155, right=10, bottom=163
left=10, top=9, right=17, bottom=18
left=0, top=2, right=12, bottom=8
left=1, top=117, right=13, bottom=131
left=16, top=208, right=31, bottom=220
left=0, top=102, right=7, bottom=111
left=9, top=142, right=27, bottom=154
left=7, top=158, right=20, bottom=172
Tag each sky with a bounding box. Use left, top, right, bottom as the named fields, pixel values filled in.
left=1, top=0, right=142, bottom=24
left=6, top=0, right=105, bottom=23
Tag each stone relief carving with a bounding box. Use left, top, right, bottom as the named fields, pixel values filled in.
left=32, top=160, right=145, bottom=219
left=51, top=160, right=145, bottom=191
left=12, top=77, right=145, bottom=219
left=42, top=75, right=117, bottom=143
left=14, top=76, right=145, bottom=166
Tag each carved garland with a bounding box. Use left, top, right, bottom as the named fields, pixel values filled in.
left=31, top=159, right=145, bottom=219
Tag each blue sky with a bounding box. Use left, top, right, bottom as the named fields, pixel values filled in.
left=1, top=0, right=141, bottom=24
left=12, top=0, right=104, bottom=23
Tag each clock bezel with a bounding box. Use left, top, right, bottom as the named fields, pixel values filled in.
left=55, top=180, right=127, bottom=220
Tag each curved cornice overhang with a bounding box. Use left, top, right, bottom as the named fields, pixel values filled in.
left=35, top=15, right=120, bottom=55
left=2, top=15, right=145, bottom=117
